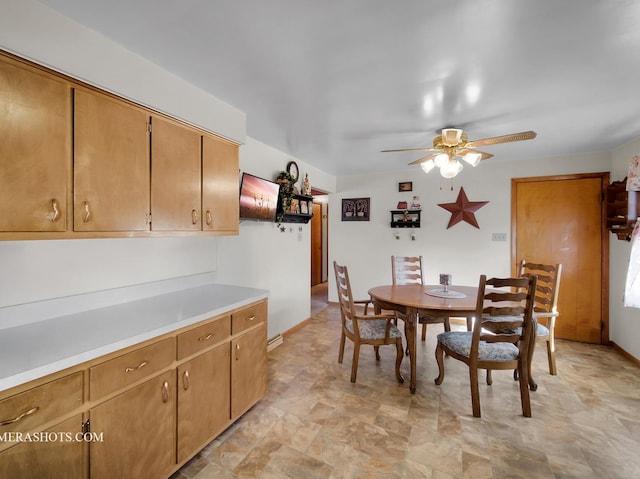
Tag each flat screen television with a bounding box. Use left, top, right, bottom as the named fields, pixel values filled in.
left=239, top=172, right=280, bottom=222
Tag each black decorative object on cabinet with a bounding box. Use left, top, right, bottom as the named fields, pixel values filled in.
left=390, top=210, right=420, bottom=228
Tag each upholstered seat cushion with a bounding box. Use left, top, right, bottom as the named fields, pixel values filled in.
left=437, top=331, right=520, bottom=361
left=346, top=319, right=403, bottom=340
left=482, top=315, right=549, bottom=336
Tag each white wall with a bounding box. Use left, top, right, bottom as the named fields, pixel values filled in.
left=328, top=152, right=611, bottom=300
left=610, top=138, right=640, bottom=359
left=209, top=137, right=335, bottom=338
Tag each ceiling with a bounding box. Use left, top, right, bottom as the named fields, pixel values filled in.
left=39, top=0, right=640, bottom=176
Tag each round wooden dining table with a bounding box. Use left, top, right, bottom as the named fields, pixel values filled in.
left=368, top=284, right=479, bottom=393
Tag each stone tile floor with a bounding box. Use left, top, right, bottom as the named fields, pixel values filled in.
left=172, top=305, right=640, bottom=478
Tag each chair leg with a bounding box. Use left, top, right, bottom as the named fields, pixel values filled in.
left=434, top=343, right=446, bottom=385
left=421, top=323, right=427, bottom=341
left=338, top=331, right=346, bottom=364
left=517, top=359, right=532, bottom=417
left=547, top=338, right=557, bottom=375
left=374, top=345, right=381, bottom=361
left=395, top=339, right=405, bottom=383
left=444, top=317, right=451, bottom=332
left=470, top=367, right=481, bottom=418
left=351, top=342, right=360, bottom=383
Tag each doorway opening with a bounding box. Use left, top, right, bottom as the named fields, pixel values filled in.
left=310, top=189, right=328, bottom=315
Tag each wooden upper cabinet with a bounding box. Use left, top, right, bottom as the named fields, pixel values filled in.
left=74, top=89, right=150, bottom=232
left=0, top=57, right=71, bottom=232
left=151, top=116, right=202, bottom=231
left=202, top=135, right=239, bottom=234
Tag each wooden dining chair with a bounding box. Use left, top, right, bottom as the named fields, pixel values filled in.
left=391, top=255, right=450, bottom=341
left=434, top=274, right=537, bottom=418
left=519, top=260, right=562, bottom=375
left=333, top=261, right=404, bottom=384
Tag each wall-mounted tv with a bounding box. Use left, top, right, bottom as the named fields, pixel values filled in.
left=239, top=172, right=280, bottom=222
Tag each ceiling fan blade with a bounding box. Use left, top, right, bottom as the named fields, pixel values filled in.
left=465, top=131, right=537, bottom=148
left=381, top=147, right=439, bottom=153
left=408, top=153, right=439, bottom=165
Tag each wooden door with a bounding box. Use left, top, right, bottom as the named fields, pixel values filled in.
left=0, top=56, right=70, bottom=232
left=177, top=344, right=230, bottom=463
left=74, top=89, right=150, bottom=232
left=311, top=201, right=323, bottom=286
left=231, top=323, right=267, bottom=418
left=151, top=116, right=202, bottom=231
left=202, top=135, right=239, bottom=234
left=512, top=173, right=609, bottom=344
left=89, top=370, right=175, bottom=479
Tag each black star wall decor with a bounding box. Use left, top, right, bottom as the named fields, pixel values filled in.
left=437, top=187, right=489, bottom=229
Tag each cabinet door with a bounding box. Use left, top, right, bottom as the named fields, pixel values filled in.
left=0, top=414, right=85, bottom=479
left=202, top=135, right=239, bottom=234
left=151, top=116, right=202, bottom=231
left=231, top=322, right=267, bottom=418
left=74, top=89, right=150, bottom=232
left=177, top=343, right=230, bottom=463
left=0, top=57, right=70, bottom=232
left=89, top=370, right=175, bottom=479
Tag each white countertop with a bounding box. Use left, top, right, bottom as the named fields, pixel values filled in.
left=0, top=283, right=268, bottom=392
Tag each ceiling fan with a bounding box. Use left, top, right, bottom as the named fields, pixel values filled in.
left=382, top=128, right=537, bottom=178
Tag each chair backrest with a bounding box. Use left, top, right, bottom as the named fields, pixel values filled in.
left=333, top=261, right=358, bottom=328
left=473, top=275, right=538, bottom=355
left=519, top=260, right=562, bottom=315
left=391, top=255, right=425, bottom=285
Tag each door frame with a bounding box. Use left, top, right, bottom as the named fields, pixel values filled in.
left=511, top=172, right=610, bottom=344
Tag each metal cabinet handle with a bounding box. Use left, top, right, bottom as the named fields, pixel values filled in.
left=205, top=209, right=212, bottom=226
left=191, top=209, right=198, bottom=225
left=247, top=315, right=256, bottom=322
left=161, top=380, right=169, bottom=403
left=235, top=343, right=240, bottom=360
left=1, top=406, right=39, bottom=426
left=124, top=360, right=148, bottom=373
left=82, top=201, right=91, bottom=223
left=182, top=370, right=190, bottom=390
left=50, top=199, right=60, bottom=222
left=198, top=333, right=213, bottom=341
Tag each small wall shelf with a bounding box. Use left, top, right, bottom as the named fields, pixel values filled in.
left=390, top=209, right=420, bottom=228
left=278, top=194, right=314, bottom=224
left=606, top=178, right=638, bottom=241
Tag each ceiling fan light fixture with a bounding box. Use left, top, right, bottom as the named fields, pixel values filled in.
left=462, top=151, right=482, bottom=167
left=434, top=152, right=449, bottom=167
left=440, top=159, right=463, bottom=178
left=420, top=159, right=435, bottom=173
left=441, top=128, right=463, bottom=146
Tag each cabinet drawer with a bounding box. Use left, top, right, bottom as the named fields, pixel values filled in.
left=231, top=302, right=266, bottom=335
left=90, top=337, right=175, bottom=400
left=0, top=372, right=83, bottom=434
left=177, top=315, right=230, bottom=360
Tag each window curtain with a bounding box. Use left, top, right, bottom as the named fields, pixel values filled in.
left=625, top=155, right=640, bottom=308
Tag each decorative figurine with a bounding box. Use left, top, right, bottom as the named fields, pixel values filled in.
left=301, top=173, right=311, bottom=195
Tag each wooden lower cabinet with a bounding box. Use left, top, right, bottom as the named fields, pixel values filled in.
left=89, top=370, right=176, bottom=479
left=0, top=299, right=267, bottom=479
left=177, top=343, right=230, bottom=463
left=231, top=321, right=268, bottom=418
left=0, top=414, right=85, bottom=479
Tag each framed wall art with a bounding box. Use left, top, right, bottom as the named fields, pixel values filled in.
left=398, top=181, right=413, bottom=192
left=342, top=197, right=370, bottom=221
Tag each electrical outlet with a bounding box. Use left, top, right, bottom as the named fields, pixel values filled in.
left=492, top=233, right=507, bottom=242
